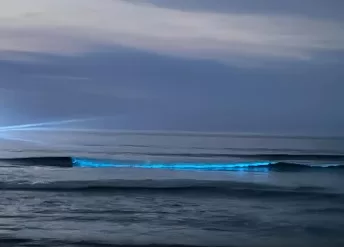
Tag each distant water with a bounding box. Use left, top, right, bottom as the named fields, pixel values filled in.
left=1, top=131, right=344, bottom=247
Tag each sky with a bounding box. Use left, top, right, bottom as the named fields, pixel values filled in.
left=0, top=0, right=343, bottom=136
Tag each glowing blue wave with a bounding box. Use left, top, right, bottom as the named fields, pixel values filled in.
left=72, top=158, right=276, bottom=171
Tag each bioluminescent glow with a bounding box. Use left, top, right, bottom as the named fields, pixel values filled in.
left=72, top=158, right=276, bottom=171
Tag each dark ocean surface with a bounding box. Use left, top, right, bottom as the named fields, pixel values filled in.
left=1, top=131, right=344, bottom=247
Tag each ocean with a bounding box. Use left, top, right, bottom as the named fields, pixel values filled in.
left=1, top=131, right=344, bottom=247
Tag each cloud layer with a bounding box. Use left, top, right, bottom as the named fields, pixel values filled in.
left=1, top=0, right=344, bottom=63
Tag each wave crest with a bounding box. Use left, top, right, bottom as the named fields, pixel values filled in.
left=0, top=156, right=344, bottom=170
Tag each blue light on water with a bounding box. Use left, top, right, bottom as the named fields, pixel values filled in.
left=72, top=158, right=275, bottom=171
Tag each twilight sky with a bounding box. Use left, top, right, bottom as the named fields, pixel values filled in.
left=0, top=0, right=343, bottom=135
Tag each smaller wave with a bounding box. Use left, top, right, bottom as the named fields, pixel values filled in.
left=0, top=179, right=341, bottom=200
left=0, top=178, right=317, bottom=192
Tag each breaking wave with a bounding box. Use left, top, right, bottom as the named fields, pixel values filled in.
left=0, top=156, right=73, bottom=167
left=0, top=155, right=344, bottom=171
left=1, top=156, right=344, bottom=197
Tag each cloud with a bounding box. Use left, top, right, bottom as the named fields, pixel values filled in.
left=136, top=0, right=344, bottom=20
left=0, top=0, right=343, bottom=64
